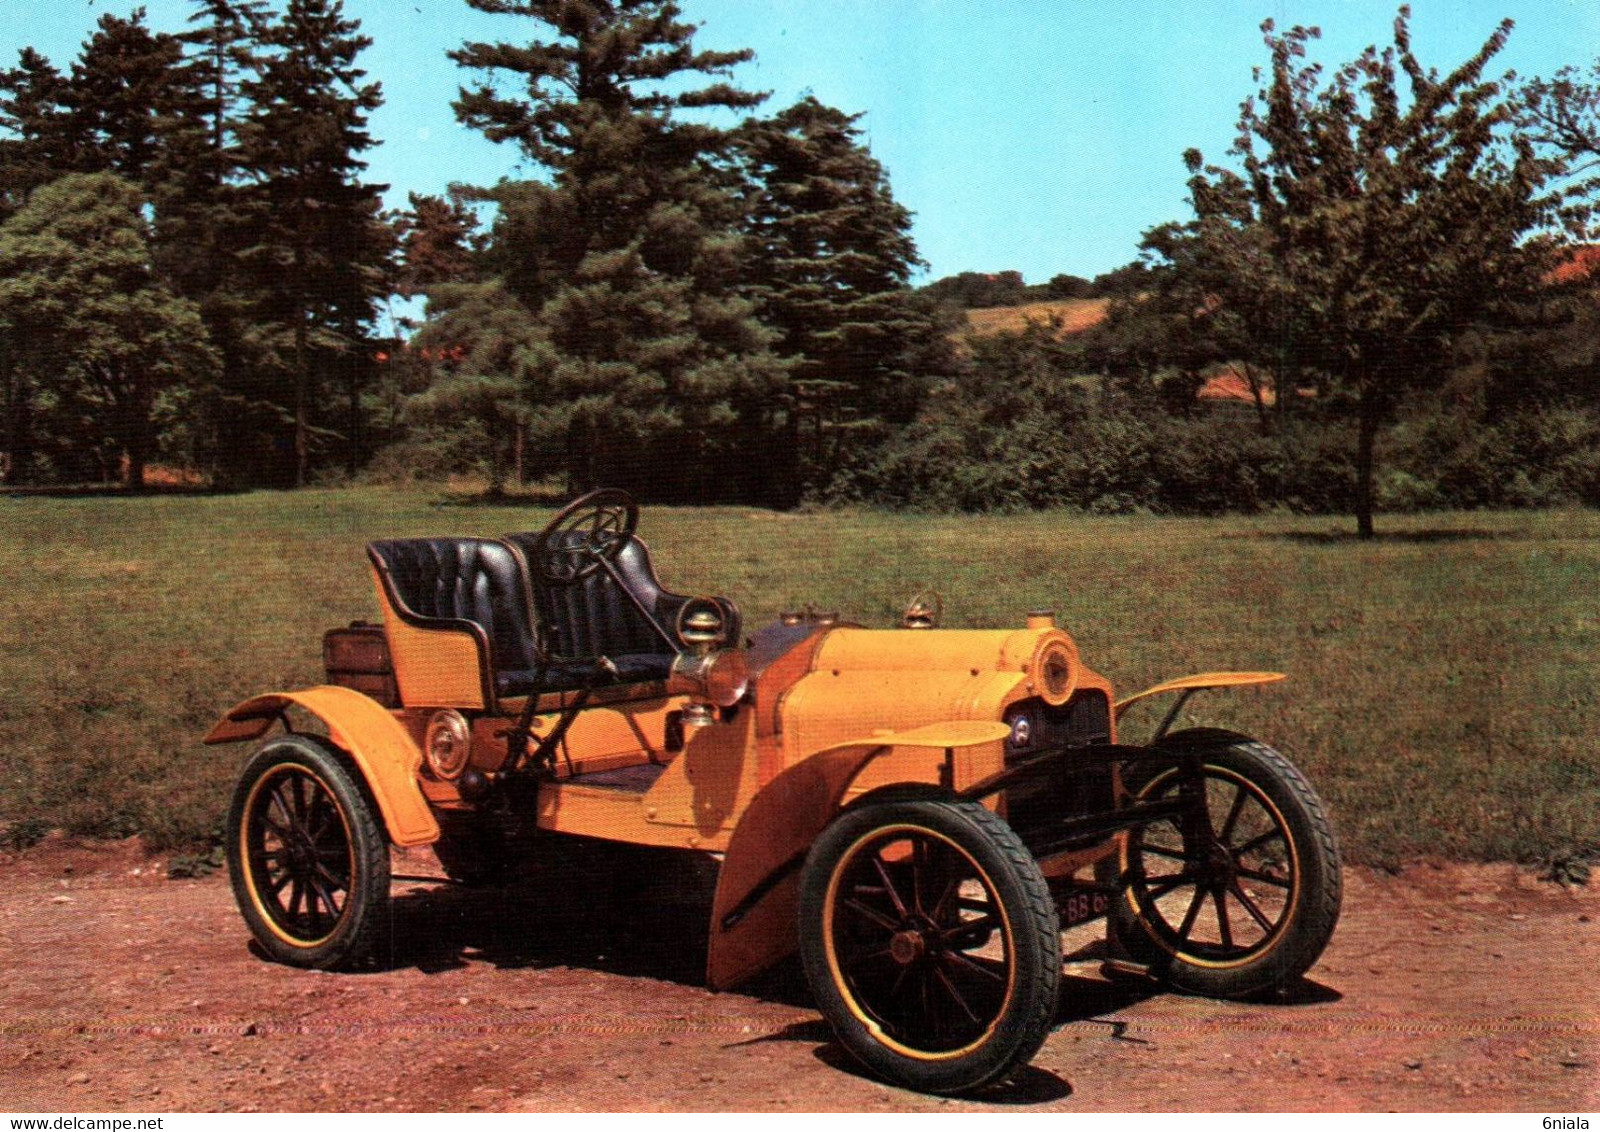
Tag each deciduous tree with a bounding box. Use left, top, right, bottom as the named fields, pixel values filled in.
left=0, top=173, right=217, bottom=488
left=1178, top=8, right=1559, bottom=537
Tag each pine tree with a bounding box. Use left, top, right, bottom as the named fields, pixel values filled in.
left=738, top=96, right=947, bottom=492
left=235, top=0, right=391, bottom=486
left=65, top=11, right=187, bottom=183
left=449, top=0, right=786, bottom=502
left=0, top=49, right=74, bottom=223
left=395, top=191, right=483, bottom=301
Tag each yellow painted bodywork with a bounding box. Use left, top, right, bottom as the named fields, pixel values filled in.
left=371, top=569, right=489, bottom=710
left=705, top=721, right=1011, bottom=990
left=777, top=625, right=1088, bottom=799
left=1113, top=670, right=1286, bottom=719
left=203, top=685, right=440, bottom=847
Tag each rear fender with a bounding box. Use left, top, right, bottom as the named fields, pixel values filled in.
left=705, top=720, right=1009, bottom=990
left=204, top=685, right=439, bottom=847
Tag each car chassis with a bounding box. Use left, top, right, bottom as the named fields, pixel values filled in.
left=206, top=489, right=1342, bottom=1094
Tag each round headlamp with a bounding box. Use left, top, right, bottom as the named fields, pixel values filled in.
left=1008, top=713, right=1033, bottom=748
left=1027, top=632, right=1080, bottom=707
left=676, top=598, right=728, bottom=653
left=424, top=709, right=472, bottom=780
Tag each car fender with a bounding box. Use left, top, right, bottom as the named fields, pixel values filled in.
left=1113, top=671, right=1285, bottom=721
left=204, top=685, right=439, bottom=848
left=705, top=720, right=1009, bottom=991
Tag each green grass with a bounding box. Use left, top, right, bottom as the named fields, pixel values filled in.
left=0, top=488, right=1596, bottom=867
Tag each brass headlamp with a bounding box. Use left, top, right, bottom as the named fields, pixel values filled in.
left=668, top=598, right=748, bottom=727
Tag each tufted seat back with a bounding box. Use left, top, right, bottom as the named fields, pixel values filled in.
left=367, top=538, right=541, bottom=695
left=503, top=533, right=742, bottom=664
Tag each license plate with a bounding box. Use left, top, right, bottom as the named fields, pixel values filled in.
left=1059, top=889, right=1111, bottom=928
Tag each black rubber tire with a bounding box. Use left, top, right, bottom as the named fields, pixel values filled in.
left=1106, top=732, right=1341, bottom=999
left=226, top=735, right=392, bottom=970
left=798, top=799, right=1061, bottom=1095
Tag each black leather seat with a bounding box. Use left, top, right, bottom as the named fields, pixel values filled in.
left=367, top=537, right=551, bottom=702
left=503, top=532, right=742, bottom=689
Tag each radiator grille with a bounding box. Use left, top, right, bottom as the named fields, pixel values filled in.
left=1002, top=689, right=1115, bottom=849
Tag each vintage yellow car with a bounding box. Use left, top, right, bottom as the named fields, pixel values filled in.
left=206, top=489, right=1341, bottom=1094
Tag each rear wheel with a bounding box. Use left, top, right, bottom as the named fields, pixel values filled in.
left=798, top=799, right=1060, bottom=1094
left=1108, top=734, right=1341, bottom=998
left=226, top=735, right=391, bottom=969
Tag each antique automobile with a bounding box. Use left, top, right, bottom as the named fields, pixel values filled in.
left=206, top=489, right=1342, bottom=1094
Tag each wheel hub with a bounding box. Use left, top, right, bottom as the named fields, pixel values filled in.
left=889, top=929, right=926, bottom=966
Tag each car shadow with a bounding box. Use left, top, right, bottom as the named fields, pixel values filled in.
left=383, top=862, right=719, bottom=988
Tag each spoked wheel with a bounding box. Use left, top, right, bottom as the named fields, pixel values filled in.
left=1108, top=732, right=1341, bottom=998
left=529, top=488, right=639, bottom=584
left=799, top=800, right=1060, bottom=1095
left=226, top=735, right=391, bottom=969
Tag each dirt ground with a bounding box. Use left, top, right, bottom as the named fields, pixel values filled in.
left=1, top=835, right=1595, bottom=1113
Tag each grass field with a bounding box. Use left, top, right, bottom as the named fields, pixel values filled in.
left=0, top=488, right=1595, bottom=869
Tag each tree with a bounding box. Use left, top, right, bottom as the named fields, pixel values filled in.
left=0, top=173, right=217, bottom=488
left=0, top=49, right=74, bottom=224
left=65, top=10, right=187, bottom=184
left=235, top=0, right=392, bottom=486
left=449, top=0, right=786, bottom=502
left=738, top=96, right=946, bottom=493
left=394, top=191, right=482, bottom=301
left=1178, top=8, right=1560, bottom=537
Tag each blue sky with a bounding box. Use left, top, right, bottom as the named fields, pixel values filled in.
left=6, top=0, right=1599, bottom=283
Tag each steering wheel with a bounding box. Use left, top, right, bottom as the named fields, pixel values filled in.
left=530, top=489, right=640, bottom=584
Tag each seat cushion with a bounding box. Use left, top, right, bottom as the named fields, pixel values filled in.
left=494, top=653, right=675, bottom=698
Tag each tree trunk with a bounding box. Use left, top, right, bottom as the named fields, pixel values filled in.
left=294, top=303, right=308, bottom=489
left=1242, top=362, right=1271, bottom=436
left=1355, top=386, right=1380, bottom=540
left=1, top=348, right=27, bottom=486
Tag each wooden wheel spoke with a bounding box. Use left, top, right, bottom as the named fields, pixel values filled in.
left=932, top=962, right=982, bottom=1026
left=941, top=912, right=999, bottom=950
left=270, top=869, right=294, bottom=895
left=1212, top=887, right=1234, bottom=950
left=941, top=948, right=1006, bottom=984
left=1234, top=828, right=1286, bottom=857
left=909, top=838, right=930, bottom=915
left=1230, top=879, right=1276, bottom=933
left=309, top=876, right=341, bottom=923
left=1234, top=864, right=1292, bottom=889
left=267, top=788, right=294, bottom=832
left=1141, top=873, right=1194, bottom=903
left=1218, top=784, right=1249, bottom=844
left=842, top=896, right=900, bottom=934
left=929, top=874, right=961, bottom=922
left=1174, top=885, right=1206, bottom=943
left=315, top=860, right=350, bottom=892
left=871, top=857, right=911, bottom=921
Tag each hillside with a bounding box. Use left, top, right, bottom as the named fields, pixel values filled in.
left=962, top=297, right=1111, bottom=338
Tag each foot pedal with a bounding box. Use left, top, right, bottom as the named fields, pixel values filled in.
left=1100, top=958, right=1154, bottom=983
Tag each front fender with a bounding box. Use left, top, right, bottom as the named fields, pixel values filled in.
left=705, top=720, right=1008, bottom=990
left=1113, top=671, right=1285, bottom=721
left=204, top=685, right=439, bottom=847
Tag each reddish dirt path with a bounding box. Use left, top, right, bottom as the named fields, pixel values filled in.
left=1, top=836, right=1595, bottom=1113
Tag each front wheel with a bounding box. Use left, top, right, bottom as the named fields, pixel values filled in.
left=226, top=735, right=391, bottom=969
left=798, top=799, right=1061, bottom=1094
left=1107, top=733, right=1342, bottom=999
